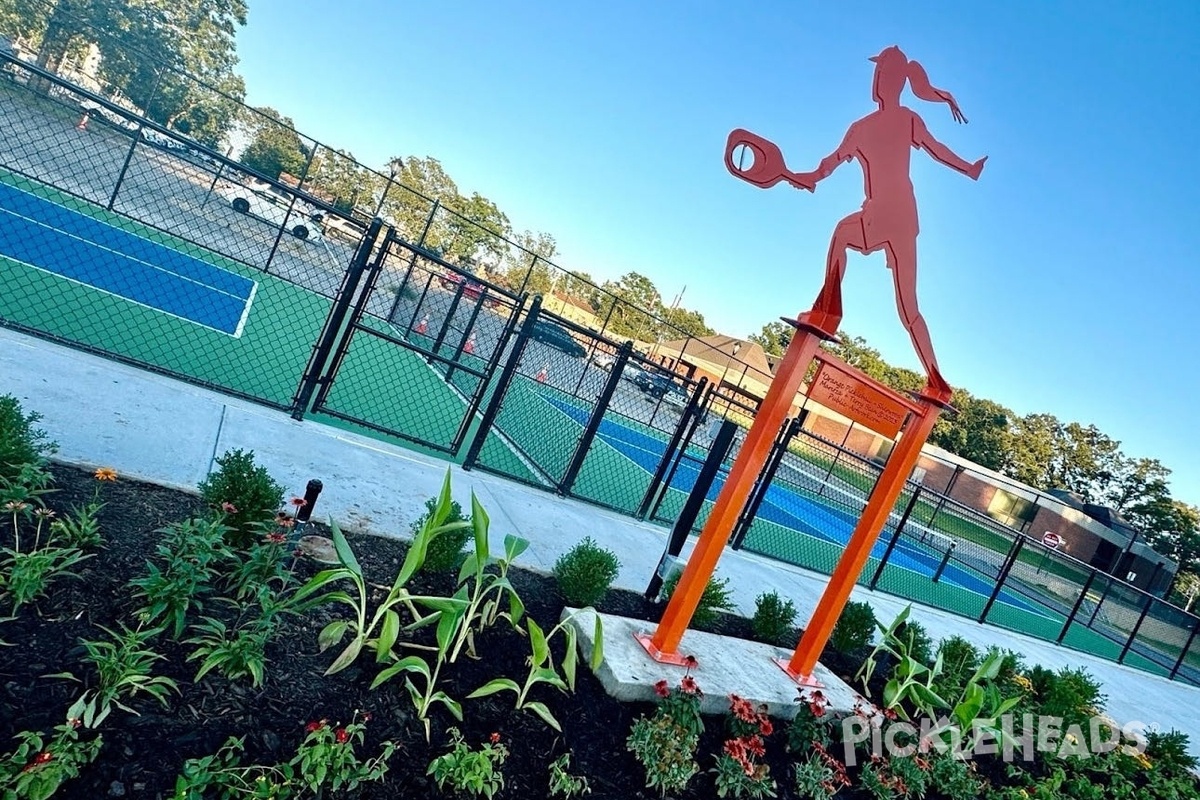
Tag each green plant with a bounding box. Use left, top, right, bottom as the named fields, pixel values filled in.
left=0, top=713, right=101, bottom=800
left=468, top=609, right=604, bottom=731
left=411, top=495, right=471, bottom=574
left=172, top=735, right=294, bottom=799
left=929, top=752, right=981, bottom=800
left=69, top=622, right=178, bottom=728
left=199, top=449, right=285, bottom=548
left=291, top=714, right=395, bottom=796
left=131, top=518, right=231, bottom=638
left=627, top=672, right=704, bottom=797
left=185, top=614, right=273, bottom=687
left=829, top=600, right=876, bottom=656
left=553, top=536, right=620, bottom=606
left=662, top=572, right=735, bottom=627
left=898, top=619, right=934, bottom=666
left=548, top=753, right=590, bottom=798
left=860, top=755, right=931, bottom=800
left=47, top=498, right=103, bottom=550
left=787, top=690, right=833, bottom=752
left=750, top=591, right=796, bottom=646
left=427, top=727, right=507, bottom=799
left=2, top=543, right=90, bottom=612
left=0, top=395, right=56, bottom=483
left=712, top=695, right=777, bottom=799
left=932, top=635, right=981, bottom=701
left=1144, top=729, right=1199, bottom=776
left=224, top=531, right=294, bottom=602
left=627, top=714, right=699, bottom=798
left=791, top=743, right=848, bottom=800
left=1026, top=665, right=1106, bottom=732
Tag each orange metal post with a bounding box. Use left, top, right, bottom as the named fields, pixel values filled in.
left=638, top=313, right=837, bottom=663
left=779, top=391, right=945, bottom=683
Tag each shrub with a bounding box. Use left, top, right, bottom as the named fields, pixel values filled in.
left=829, top=601, right=876, bottom=656
left=553, top=536, right=620, bottom=606
left=662, top=572, right=735, bottom=628
left=0, top=394, right=55, bottom=482
left=751, top=591, right=797, bottom=646
left=932, top=635, right=981, bottom=700
left=1027, top=665, right=1106, bottom=730
left=411, top=496, right=471, bottom=574
left=896, top=618, right=933, bottom=666
left=198, top=449, right=285, bottom=549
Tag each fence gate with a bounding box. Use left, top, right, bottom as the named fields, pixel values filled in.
left=293, top=229, right=526, bottom=455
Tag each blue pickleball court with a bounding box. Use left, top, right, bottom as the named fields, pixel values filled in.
left=0, top=182, right=256, bottom=336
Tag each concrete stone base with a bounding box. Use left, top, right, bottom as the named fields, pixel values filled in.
left=562, top=608, right=867, bottom=719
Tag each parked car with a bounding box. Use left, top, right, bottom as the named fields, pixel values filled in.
left=633, top=371, right=689, bottom=407
left=590, top=350, right=616, bottom=371
left=438, top=272, right=500, bottom=308
left=216, top=180, right=324, bottom=241
left=527, top=319, right=586, bottom=358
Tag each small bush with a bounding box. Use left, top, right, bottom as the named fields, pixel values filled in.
left=932, top=635, right=981, bottom=700
left=896, top=618, right=934, bottom=666
left=198, top=449, right=285, bottom=549
left=662, top=572, right=735, bottom=628
left=0, top=394, right=56, bottom=482
left=553, top=536, right=620, bottom=606
left=412, top=496, right=471, bottom=574
left=751, top=591, right=797, bottom=646
left=1027, top=665, right=1106, bottom=729
left=829, top=601, right=876, bottom=656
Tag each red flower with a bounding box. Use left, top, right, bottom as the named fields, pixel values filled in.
left=265, top=531, right=287, bottom=545
left=758, top=716, right=774, bottom=737
left=305, top=720, right=325, bottom=733
left=22, top=752, right=53, bottom=772
left=221, top=501, right=238, bottom=514
left=683, top=655, right=698, bottom=668
left=680, top=676, right=700, bottom=695
left=489, top=732, right=501, bottom=744
left=729, top=694, right=757, bottom=723
left=745, top=735, right=766, bottom=757
left=290, top=497, right=307, bottom=507
left=335, top=728, right=349, bottom=744
left=654, top=680, right=670, bottom=698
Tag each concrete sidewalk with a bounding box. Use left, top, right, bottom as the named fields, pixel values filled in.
left=3, top=325, right=1198, bottom=757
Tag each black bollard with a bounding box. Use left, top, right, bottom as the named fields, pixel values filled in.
left=294, top=479, right=323, bottom=532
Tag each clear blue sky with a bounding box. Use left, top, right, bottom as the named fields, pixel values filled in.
left=237, top=1, right=1200, bottom=506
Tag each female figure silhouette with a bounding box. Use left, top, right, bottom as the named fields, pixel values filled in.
left=782, top=46, right=986, bottom=401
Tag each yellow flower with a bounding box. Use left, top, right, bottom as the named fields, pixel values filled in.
left=1134, top=752, right=1153, bottom=770
left=1011, top=674, right=1034, bottom=693
left=94, top=467, right=118, bottom=482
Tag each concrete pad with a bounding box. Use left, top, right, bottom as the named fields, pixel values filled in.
left=562, top=607, right=866, bottom=719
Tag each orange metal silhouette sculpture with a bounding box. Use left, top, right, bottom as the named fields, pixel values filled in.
left=725, top=45, right=986, bottom=401
left=641, top=47, right=984, bottom=681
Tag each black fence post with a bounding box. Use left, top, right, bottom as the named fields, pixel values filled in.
left=1119, top=594, right=1157, bottom=664
left=264, top=145, right=317, bottom=274
left=648, top=384, right=717, bottom=523
left=1170, top=616, right=1200, bottom=680
left=461, top=295, right=543, bottom=471
left=107, top=121, right=144, bottom=211
left=980, top=535, right=1025, bottom=623
left=868, top=487, right=923, bottom=589
left=452, top=294, right=529, bottom=452
left=1058, top=568, right=1100, bottom=644
left=443, top=293, right=486, bottom=385
left=290, top=219, right=384, bottom=419
left=644, top=419, right=740, bottom=601
left=637, top=377, right=708, bottom=519
left=557, top=342, right=634, bottom=496
left=731, top=414, right=803, bottom=550
left=931, top=542, right=956, bottom=583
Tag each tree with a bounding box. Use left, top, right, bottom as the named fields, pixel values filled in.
left=10, top=0, right=248, bottom=145
left=499, top=230, right=558, bottom=292
left=661, top=306, right=714, bottom=338
left=1097, top=457, right=1172, bottom=514
left=1171, top=571, right=1200, bottom=612
left=444, top=192, right=511, bottom=266
left=596, top=272, right=663, bottom=341
left=309, top=148, right=376, bottom=214
left=379, top=156, right=459, bottom=250
left=749, top=321, right=792, bottom=357
left=238, top=107, right=307, bottom=180
left=1135, top=500, right=1200, bottom=569
left=929, top=392, right=1013, bottom=473
left=1005, top=413, right=1060, bottom=490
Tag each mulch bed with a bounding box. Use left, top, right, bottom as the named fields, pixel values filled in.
left=2, top=465, right=874, bottom=799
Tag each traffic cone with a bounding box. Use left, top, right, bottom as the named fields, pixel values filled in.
left=75, top=111, right=90, bottom=131
left=464, top=333, right=476, bottom=354
left=415, top=315, right=428, bottom=335
left=536, top=364, right=549, bottom=383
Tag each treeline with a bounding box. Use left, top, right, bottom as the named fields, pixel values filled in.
left=750, top=322, right=1200, bottom=600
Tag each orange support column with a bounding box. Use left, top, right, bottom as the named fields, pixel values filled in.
left=636, top=311, right=838, bottom=664
left=778, top=390, right=946, bottom=684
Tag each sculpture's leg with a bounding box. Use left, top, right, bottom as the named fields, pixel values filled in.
left=811, top=213, right=867, bottom=326
left=888, top=239, right=951, bottom=401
